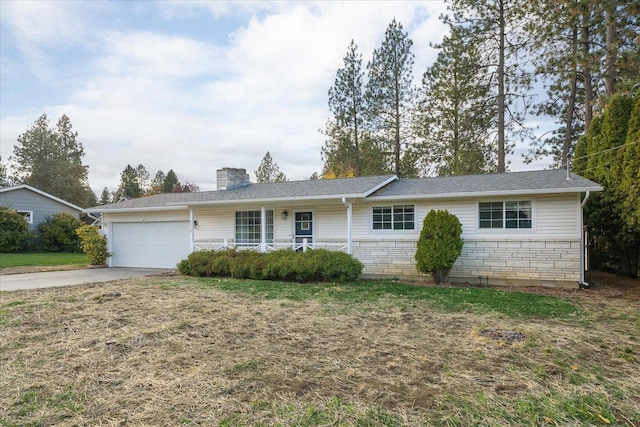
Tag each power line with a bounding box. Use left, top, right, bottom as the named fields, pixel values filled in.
left=559, top=139, right=638, bottom=169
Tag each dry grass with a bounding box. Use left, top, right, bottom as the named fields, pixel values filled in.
left=1, top=274, right=639, bottom=426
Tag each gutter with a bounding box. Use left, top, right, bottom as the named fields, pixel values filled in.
left=579, top=191, right=590, bottom=288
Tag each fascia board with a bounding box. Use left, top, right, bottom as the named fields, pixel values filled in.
left=362, top=175, right=398, bottom=197
left=87, top=206, right=189, bottom=214
left=367, top=185, right=604, bottom=202
left=171, top=193, right=368, bottom=207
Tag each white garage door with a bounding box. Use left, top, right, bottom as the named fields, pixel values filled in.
left=111, top=221, right=190, bottom=268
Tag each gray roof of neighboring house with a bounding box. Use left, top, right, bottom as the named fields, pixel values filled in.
left=88, top=169, right=602, bottom=212
left=0, top=184, right=85, bottom=212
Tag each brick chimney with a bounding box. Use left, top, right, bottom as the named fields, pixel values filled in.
left=216, top=168, right=250, bottom=190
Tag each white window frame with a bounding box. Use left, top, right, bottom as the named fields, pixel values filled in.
left=235, top=210, right=273, bottom=246
left=17, top=210, right=33, bottom=224
left=372, top=205, right=415, bottom=231
left=478, top=200, right=534, bottom=230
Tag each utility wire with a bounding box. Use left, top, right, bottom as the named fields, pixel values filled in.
left=558, top=140, right=638, bottom=169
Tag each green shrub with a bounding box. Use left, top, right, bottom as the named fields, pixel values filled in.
left=177, top=250, right=234, bottom=276
left=415, top=209, right=464, bottom=284
left=178, top=248, right=363, bottom=282
left=39, top=213, right=83, bottom=252
left=76, top=225, right=108, bottom=265
left=229, top=251, right=267, bottom=279
left=263, top=250, right=298, bottom=281
left=21, top=231, right=43, bottom=252
left=0, top=207, right=28, bottom=252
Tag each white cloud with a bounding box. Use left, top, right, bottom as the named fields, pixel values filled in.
left=2, top=1, right=549, bottom=198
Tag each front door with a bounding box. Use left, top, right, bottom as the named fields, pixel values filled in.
left=294, top=211, right=313, bottom=250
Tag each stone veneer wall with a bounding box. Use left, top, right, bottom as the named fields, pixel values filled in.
left=353, top=238, right=580, bottom=287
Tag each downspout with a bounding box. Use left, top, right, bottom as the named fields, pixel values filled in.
left=579, top=191, right=590, bottom=288
left=341, top=197, right=352, bottom=255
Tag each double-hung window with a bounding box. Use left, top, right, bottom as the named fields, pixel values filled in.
left=479, top=201, right=532, bottom=229
left=372, top=205, right=414, bottom=230
left=235, top=210, right=273, bottom=246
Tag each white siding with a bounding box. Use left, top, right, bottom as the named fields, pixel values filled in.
left=351, top=194, right=582, bottom=286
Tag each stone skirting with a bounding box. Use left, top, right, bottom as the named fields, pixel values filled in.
left=352, top=238, right=581, bottom=288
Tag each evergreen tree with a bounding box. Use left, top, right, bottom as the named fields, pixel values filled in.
left=528, top=0, right=639, bottom=166
left=163, top=169, right=179, bottom=193
left=365, top=18, right=416, bottom=177
left=99, top=187, right=111, bottom=205
left=12, top=114, right=96, bottom=207
left=324, top=40, right=366, bottom=176
left=254, top=152, right=287, bottom=183
left=417, top=26, right=497, bottom=176
left=114, top=164, right=144, bottom=199
left=621, top=92, right=640, bottom=228
left=447, top=0, right=534, bottom=173
left=574, top=92, right=638, bottom=278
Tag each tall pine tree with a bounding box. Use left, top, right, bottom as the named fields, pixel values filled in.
left=365, top=18, right=416, bottom=177
left=447, top=0, right=534, bottom=173
left=12, top=114, right=96, bottom=207
left=417, top=26, right=497, bottom=176
left=323, top=40, right=366, bottom=177
left=255, top=152, right=287, bottom=183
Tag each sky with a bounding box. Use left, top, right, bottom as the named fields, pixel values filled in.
left=0, top=0, right=550, bottom=195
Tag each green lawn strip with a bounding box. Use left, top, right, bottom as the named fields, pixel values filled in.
left=0, top=253, right=88, bottom=269
left=193, top=278, right=583, bottom=320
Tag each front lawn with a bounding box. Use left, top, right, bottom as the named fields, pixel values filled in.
left=0, top=252, right=89, bottom=269
left=1, top=276, right=638, bottom=426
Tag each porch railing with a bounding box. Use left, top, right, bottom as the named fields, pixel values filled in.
left=193, top=238, right=348, bottom=253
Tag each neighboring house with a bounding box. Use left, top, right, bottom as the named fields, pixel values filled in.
left=0, top=184, right=88, bottom=231
left=88, top=167, right=602, bottom=288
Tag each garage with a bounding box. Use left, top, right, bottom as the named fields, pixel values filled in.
left=110, top=221, right=190, bottom=268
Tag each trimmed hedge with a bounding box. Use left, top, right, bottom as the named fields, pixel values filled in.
left=177, top=249, right=363, bottom=282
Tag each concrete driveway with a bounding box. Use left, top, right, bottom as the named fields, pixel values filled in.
left=0, top=268, right=172, bottom=291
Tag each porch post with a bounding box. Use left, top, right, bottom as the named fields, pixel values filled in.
left=342, top=197, right=353, bottom=255
left=260, top=206, right=267, bottom=252
left=189, top=209, right=195, bottom=253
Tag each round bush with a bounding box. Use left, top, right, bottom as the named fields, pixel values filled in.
left=39, top=212, right=83, bottom=252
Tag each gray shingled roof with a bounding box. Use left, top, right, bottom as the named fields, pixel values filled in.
left=369, top=169, right=601, bottom=200
left=89, top=169, right=601, bottom=212
left=90, top=175, right=397, bottom=211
